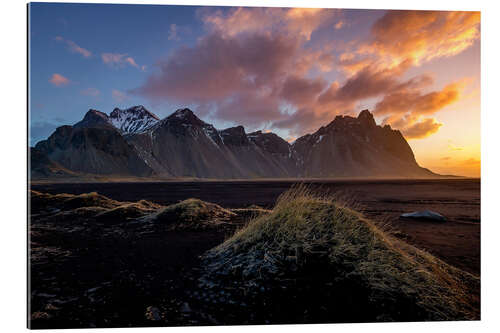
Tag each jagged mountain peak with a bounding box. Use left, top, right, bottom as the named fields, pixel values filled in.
left=109, top=105, right=160, bottom=134
left=357, top=109, right=376, bottom=127
left=219, top=126, right=249, bottom=146
left=74, top=109, right=112, bottom=129
left=111, top=105, right=160, bottom=120
left=248, top=130, right=291, bottom=155
left=163, top=108, right=208, bottom=127
left=169, top=108, right=196, bottom=120
left=83, top=109, right=109, bottom=122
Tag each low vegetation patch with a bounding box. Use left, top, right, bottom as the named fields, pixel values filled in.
left=95, top=200, right=162, bottom=223
left=30, top=190, right=121, bottom=214
left=143, top=198, right=236, bottom=230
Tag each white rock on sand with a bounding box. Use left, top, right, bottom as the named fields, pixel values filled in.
left=400, top=210, right=446, bottom=222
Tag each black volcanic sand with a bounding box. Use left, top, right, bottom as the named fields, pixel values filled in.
left=29, top=179, right=480, bottom=328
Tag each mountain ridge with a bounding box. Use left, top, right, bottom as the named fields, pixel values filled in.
left=31, top=106, right=438, bottom=179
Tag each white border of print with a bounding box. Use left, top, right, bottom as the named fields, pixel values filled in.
left=1, top=0, right=498, bottom=333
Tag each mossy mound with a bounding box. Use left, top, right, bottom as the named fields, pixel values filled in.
left=60, top=192, right=121, bottom=210
left=199, top=186, right=479, bottom=323
left=30, top=190, right=121, bottom=214
left=230, top=207, right=271, bottom=221
left=95, top=201, right=162, bottom=223
left=30, top=190, right=75, bottom=214
left=144, top=198, right=236, bottom=230
left=52, top=206, right=109, bottom=222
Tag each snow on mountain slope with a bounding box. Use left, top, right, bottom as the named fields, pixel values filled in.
left=109, top=105, right=160, bottom=134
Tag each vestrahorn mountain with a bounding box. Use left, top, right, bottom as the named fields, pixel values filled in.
left=30, top=106, right=436, bottom=179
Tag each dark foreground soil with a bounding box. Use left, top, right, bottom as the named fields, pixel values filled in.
left=29, top=179, right=480, bottom=328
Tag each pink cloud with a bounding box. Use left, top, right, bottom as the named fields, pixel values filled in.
left=112, top=89, right=128, bottom=102
left=168, top=23, right=179, bottom=40
left=101, top=53, right=143, bottom=70
left=55, top=36, right=92, bottom=58
left=132, top=32, right=298, bottom=103
left=49, top=73, right=70, bottom=87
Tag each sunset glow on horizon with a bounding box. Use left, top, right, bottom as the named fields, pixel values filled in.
left=29, top=4, right=481, bottom=177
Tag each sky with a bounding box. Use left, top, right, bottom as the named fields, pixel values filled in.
left=28, top=3, right=481, bottom=177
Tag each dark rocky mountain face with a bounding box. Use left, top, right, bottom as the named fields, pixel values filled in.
left=33, top=124, right=153, bottom=177
left=127, top=109, right=298, bottom=178
left=292, top=110, right=433, bottom=177
left=31, top=107, right=436, bottom=179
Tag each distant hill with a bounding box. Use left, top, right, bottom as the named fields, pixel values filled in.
left=31, top=106, right=437, bottom=179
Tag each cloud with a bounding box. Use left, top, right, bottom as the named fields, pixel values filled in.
left=132, top=32, right=297, bottom=101
left=400, top=117, right=443, bottom=139
left=133, top=7, right=476, bottom=139
left=362, top=10, right=480, bottom=66
left=215, top=91, right=284, bottom=125
left=168, top=23, right=179, bottom=40
left=80, top=87, right=100, bottom=97
left=55, top=36, right=92, bottom=58
left=280, top=75, right=327, bottom=107
left=201, top=7, right=339, bottom=41
left=101, top=53, right=143, bottom=70
left=49, top=73, right=70, bottom=87
left=462, top=158, right=480, bottom=166
left=374, top=81, right=463, bottom=117
left=335, top=20, right=345, bottom=30
left=112, top=89, right=129, bottom=102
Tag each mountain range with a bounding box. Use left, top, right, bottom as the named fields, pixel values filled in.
left=30, top=106, right=437, bottom=179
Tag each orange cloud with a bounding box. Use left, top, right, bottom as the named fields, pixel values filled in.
left=363, top=10, right=480, bottom=66
left=374, top=80, right=466, bottom=140
left=462, top=158, right=481, bottom=166
left=401, top=117, right=443, bottom=139
left=202, top=7, right=339, bottom=40
left=335, top=20, right=345, bottom=30
left=49, top=73, right=70, bottom=87
left=374, top=81, right=463, bottom=116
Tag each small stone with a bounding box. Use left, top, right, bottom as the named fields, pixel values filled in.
left=145, top=306, right=161, bottom=321
left=31, top=311, right=51, bottom=320
left=180, top=302, right=192, bottom=313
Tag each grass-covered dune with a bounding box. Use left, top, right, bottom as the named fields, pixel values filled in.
left=198, top=185, right=480, bottom=323
left=29, top=190, right=246, bottom=230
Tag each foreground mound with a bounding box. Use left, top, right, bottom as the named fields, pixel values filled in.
left=198, top=187, right=479, bottom=323
left=143, top=199, right=236, bottom=230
